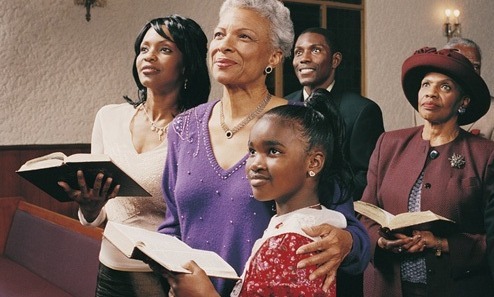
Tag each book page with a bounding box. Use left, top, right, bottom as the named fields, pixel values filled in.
left=138, top=246, right=240, bottom=279
left=65, top=153, right=112, bottom=163
left=104, top=222, right=191, bottom=258
left=389, top=211, right=454, bottom=231
left=18, top=152, right=67, bottom=171
left=104, top=222, right=239, bottom=279
left=354, top=201, right=395, bottom=227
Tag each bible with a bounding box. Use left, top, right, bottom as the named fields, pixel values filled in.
left=16, top=152, right=151, bottom=202
left=354, top=201, right=456, bottom=236
left=103, top=221, right=240, bottom=280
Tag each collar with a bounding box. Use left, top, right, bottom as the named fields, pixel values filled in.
left=303, top=80, right=336, bottom=100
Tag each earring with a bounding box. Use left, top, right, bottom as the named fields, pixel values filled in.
left=308, top=171, right=316, bottom=177
left=264, top=66, right=273, bottom=75
left=138, top=89, right=147, bottom=100
left=183, top=79, right=188, bottom=90
left=458, top=106, right=467, bottom=114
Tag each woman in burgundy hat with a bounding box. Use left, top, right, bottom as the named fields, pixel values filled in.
left=359, top=47, right=494, bottom=297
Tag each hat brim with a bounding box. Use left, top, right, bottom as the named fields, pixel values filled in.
left=402, top=51, right=490, bottom=125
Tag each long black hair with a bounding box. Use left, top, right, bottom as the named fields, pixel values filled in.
left=124, top=15, right=210, bottom=111
left=263, top=88, right=354, bottom=207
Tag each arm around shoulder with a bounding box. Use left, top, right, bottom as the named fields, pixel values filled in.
left=334, top=197, right=371, bottom=274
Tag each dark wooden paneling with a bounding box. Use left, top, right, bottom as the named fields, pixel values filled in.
left=0, top=144, right=90, bottom=219
left=0, top=197, right=21, bottom=254
left=0, top=151, right=21, bottom=197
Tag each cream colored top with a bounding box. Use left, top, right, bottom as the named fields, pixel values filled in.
left=79, top=103, right=167, bottom=271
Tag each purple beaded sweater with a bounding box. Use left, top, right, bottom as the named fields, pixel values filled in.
left=158, top=101, right=370, bottom=296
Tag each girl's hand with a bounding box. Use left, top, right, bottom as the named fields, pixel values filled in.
left=58, top=170, right=119, bottom=222
left=165, top=261, right=220, bottom=297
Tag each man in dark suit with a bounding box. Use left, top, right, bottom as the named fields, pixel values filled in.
left=286, top=27, right=384, bottom=297
left=286, top=27, right=384, bottom=201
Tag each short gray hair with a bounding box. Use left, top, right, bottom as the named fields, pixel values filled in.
left=219, top=0, right=294, bottom=59
left=444, top=37, right=482, bottom=62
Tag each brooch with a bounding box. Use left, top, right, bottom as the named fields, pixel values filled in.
left=448, top=153, right=466, bottom=169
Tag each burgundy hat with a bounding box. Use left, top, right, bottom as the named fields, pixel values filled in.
left=402, top=47, right=490, bottom=125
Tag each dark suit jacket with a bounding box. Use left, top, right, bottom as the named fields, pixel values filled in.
left=361, top=127, right=494, bottom=297
left=286, top=84, right=384, bottom=201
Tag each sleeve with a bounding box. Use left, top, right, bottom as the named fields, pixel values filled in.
left=157, top=123, right=182, bottom=239
left=78, top=207, right=107, bottom=227
left=451, top=148, right=494, bottom=278
left=90, top=107, right=104, bottom=154
left=335, top=196, right=371, bottom=274
left=77, top=107, right=107, bottom=226
left=349, top=101, right=384, bottom=200
left=359, top=133, right=387, bottom=263
left=241, top=233, right=330, bottom=296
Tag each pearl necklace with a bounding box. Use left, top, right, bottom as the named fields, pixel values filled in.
left=220, top=93, right=272, bottom=139
left=140, top=103, right=170, bottom=141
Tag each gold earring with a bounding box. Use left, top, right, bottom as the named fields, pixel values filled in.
left=308, top=171, right=316, bottom=177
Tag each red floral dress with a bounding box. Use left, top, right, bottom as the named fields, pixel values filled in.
left=237, top=232, right=335, bottom=296
left=231, top=206, right=345, bottom=297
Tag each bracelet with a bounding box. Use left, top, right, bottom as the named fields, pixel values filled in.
left=378, top=237, right=389, bottom=250
left=377, top=237, right=384, bottom=249
left=435, top=238, right=442, bottom=257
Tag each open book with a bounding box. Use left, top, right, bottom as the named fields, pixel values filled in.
left=103, top=221, right=240, bottom=280
left=354, top=201, right=456, bottom=235
left=16, top=152, right=151, bottom=202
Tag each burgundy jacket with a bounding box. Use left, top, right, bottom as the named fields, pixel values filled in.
left=360, top=126, right=494, bottom=297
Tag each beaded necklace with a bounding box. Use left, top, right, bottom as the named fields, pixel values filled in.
left=140, top=103, right=170, bottom=141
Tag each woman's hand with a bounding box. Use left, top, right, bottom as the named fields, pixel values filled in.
left=377, top=232, right=418, bottom=253
left=165, top=261, right=220, bottom=297
left=296, top=223, right=353, bottom=292
left=58, top=170, right=119, bottom=222
left=378, top=230, right=447, bottom=254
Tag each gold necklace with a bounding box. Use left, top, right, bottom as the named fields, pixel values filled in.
left=140, top=103, right=170, bottom=141
left=220, top=93, right=272, bottom=139
left=308, top=203, right=322, bottom=209
left=274, top=203, right=322, bottom=229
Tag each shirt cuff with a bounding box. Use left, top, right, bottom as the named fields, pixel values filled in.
left=78, top=207, right=107, bottom=227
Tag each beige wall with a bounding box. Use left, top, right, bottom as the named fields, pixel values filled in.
left=0, top=0, right=223, bottom=145
left=1, top=0, right=493, bottom=144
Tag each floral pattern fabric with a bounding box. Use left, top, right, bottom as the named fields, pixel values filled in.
left=238, top=232, right=335, bottom=297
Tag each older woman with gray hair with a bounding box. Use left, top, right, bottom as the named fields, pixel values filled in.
left=158, top=0, right=370, bottom=296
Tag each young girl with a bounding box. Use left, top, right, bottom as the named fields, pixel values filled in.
left=165, top=88, right=354, bottom=297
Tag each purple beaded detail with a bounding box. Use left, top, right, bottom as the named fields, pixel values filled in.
left=171, top=110, right=188, bottom=138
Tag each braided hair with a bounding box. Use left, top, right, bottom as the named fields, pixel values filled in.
left=262, top=88, right=354, bottom=207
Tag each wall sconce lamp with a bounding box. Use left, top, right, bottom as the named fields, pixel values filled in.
left=74, top=0, right=107, bottom=22
left=444, top=9, right=461, bottom=40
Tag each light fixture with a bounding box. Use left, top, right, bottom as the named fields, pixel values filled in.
left=443, top=9, right=461, bottom=41
left=74, top=0, right=107, bottom=22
